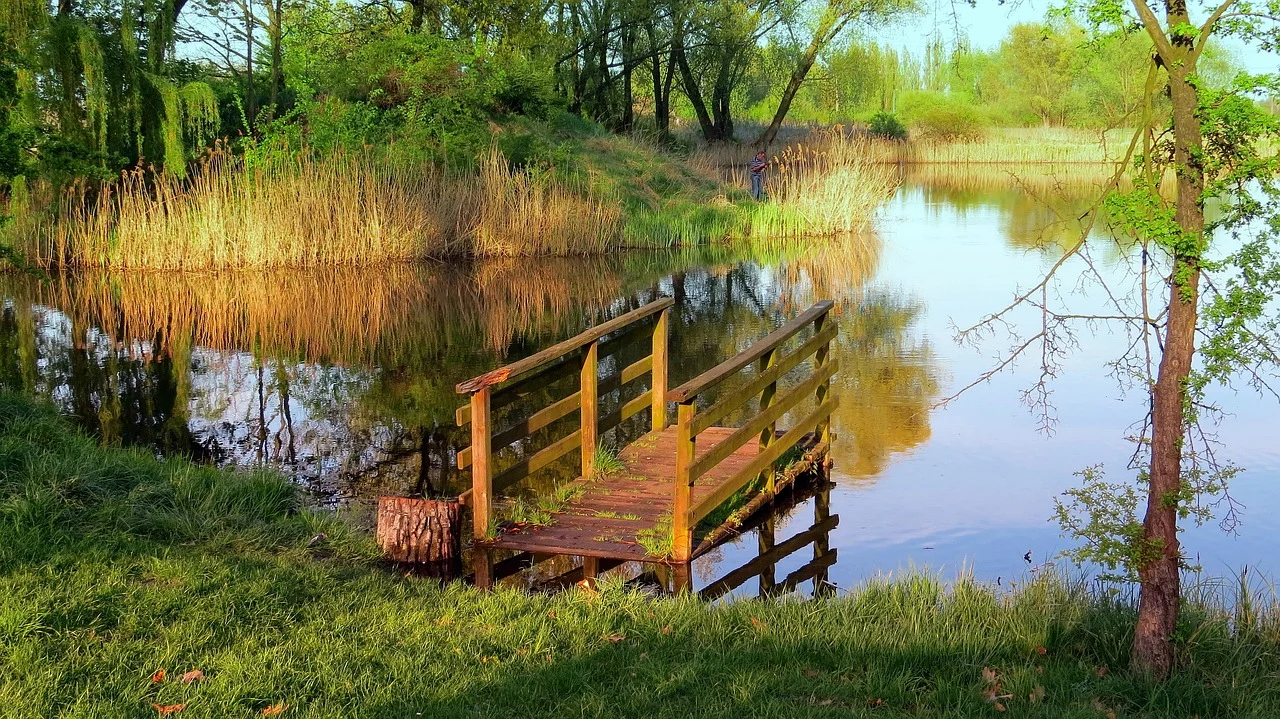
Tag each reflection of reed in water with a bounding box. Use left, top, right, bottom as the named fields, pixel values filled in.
left=4, top=258, right=630, bottom=365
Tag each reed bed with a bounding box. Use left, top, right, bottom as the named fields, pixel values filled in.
left=865, top=127, right=1134, bottom=165
left=6, top=147, right=626, bottom=270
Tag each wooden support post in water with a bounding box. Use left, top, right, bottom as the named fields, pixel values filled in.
left=651, top=307, right=669, bottom=431
left=375, top=496, right=462, bottom=577
left=759, top=515, right=777, bottom=597
left=580, top=341, right=599, bottom=478
left=813, top=486, right=833, bottom=597
left=671, top=401, right=696, bottom=562
left=470, top=387, right=494, bottom=588
left=582, top=556, right=600, bottom=580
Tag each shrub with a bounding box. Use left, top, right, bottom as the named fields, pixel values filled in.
left=911, top=104, right=987, bottom=142
left=868, top=111, right=908, bottom=140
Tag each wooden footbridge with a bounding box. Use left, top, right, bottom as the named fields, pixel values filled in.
left=454, top=297, right=838, bottom=589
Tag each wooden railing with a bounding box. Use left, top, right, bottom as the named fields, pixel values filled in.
left=665, top=300, right=838, bottom=562
left=454, top=297, right=674, bottom=545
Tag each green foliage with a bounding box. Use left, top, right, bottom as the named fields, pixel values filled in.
left=868, top=111, right=907, bottom=140
left=904, top=97, right=987, bottom=141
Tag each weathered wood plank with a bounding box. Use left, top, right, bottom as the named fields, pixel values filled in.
left=580, top=341, right=599, bottom=478
left=598, top=388, right=654, bottom=436
left=651, top=308, right=669, bottom=431
left=690, top=323, right=837, bottom=436
left=690, top=395, right=838, bottom=523
left=491, top=430, right=582, bottom=494
left=667, top=300, right=833, bottom=403
left=688, top=360, right=839, bottom=482
left=470, top=388, right=493, bottom=541
left=456, top=297, right=673, bottom=394
left=459, top=391, right=581, bottom=469
left=671, top=403, right=696, bottom=562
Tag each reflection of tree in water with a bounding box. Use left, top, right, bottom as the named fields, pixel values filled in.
left=0, top=238, right=940, bottom=500
left=903, top=164, right=1117, bottom=252
left=767, top=238, right=939, bottom=480
left=829, top=292, right=937, bottom=478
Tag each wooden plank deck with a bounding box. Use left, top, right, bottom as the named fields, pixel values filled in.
left=476, top=426, right=760, bottom=561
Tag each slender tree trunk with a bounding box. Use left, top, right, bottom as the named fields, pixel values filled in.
left=267, top=0, right=282, bottom=118
left=671, top=12, right=721, bottom=141
left=620, top=23, right=636, bottom=131
left=245, top=3, right=257, bottom=124
left=756, top=13, right=846, bottom=149
left=1131, top=18, right=1205, bottom=679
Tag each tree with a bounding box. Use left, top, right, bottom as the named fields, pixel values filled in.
left=953, top=0, right=1280, bottom=679
left=755, top=0, right=917, bottom=148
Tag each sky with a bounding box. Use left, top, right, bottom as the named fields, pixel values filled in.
left=874, top=0, right=1276, bottom=75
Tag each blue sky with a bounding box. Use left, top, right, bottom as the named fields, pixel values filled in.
left=873, top=0, right=1275, bottom=75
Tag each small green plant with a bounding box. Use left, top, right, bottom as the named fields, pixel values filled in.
left=636, top=512, right=674, bottom=559
left=589, top=445, right=625, bottom=480
left=868, top=111, right=907, bottom=141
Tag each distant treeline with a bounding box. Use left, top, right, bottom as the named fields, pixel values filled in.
left=740, top=21, right=1243, bottom=134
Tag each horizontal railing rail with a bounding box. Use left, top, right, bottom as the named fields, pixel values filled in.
left=666, top=300, right=837, bottom=562
left=457, top=297, right=673, bottom=577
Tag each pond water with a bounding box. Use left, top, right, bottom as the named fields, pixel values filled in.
left=3, top=165, right=1277, bottom=596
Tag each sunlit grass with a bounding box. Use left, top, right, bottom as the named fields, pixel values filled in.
left=6, top=391, right=1280, bottom=717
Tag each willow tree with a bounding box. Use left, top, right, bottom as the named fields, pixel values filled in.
left=956, top=0, right=1280, bottom=679
left=0, top=0, right=218, bottom=178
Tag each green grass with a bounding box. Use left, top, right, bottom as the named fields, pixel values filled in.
left=7, top=391, right=1280, bottom=717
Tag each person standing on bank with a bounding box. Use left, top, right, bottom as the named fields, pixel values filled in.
left=749, top=150, right=768, bottom=201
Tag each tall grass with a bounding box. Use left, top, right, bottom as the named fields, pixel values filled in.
left=868, top=127, right=1135, bottom=165
left=7, top=389, right=1280, bottom=716
left=5, top=145, right=625, bottom=270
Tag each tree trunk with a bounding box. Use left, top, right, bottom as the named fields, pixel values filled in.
left=1131, top=37, right=1205, bottom=679
left=245, top=5, right=257, bottom=124
left=674, top=28, right=720, bottom=141
left=756, top=12, right=845, bottom=149
left=376, top=496, right=463, bottom=577
left=267, top=0, right=282, bottom=118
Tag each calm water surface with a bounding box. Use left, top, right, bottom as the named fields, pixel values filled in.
left=3, top=166, right=1277, bottom=595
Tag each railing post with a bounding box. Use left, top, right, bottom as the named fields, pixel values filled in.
left=580, top=341, right=599, bottom=478
left=651, top=307, right=669, bottom=432
left=814, top=311, right=832, bottom=450
left=470, top=387, right=493, bottom=589
left=756, top=347, right=778, bottom=492
left=672, top=401, right=696, bottom=562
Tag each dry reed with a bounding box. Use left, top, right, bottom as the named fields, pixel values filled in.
left=6, top=145, right=625, bottom=270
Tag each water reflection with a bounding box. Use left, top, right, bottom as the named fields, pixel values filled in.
left=1, top=167, right=1188, bottom=593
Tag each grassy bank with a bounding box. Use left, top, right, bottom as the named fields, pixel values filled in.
left=1, top=119, right=895, bottom=270
left=4, top=392, right=1280, bottom=717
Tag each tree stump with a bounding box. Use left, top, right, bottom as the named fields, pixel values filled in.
left=376, top=496, right=462, bottom=578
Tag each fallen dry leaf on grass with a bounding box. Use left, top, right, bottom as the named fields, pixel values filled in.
left=1035, top=646, right=1048, bottom=656
left=152, top=704, right=185, bottom=715
left=750, top=617, right=766, bottom=629
left=994, top=701, right=1007, bottom=712
left=180, top=670, right=204, bottom=684
left=1096, top=665, right=1109, bottom=677
left=605, top=634, right=625, bottom=643
left=1029, top=685, right=1046, bottom=703
left=804, top=669, right=821, bottom=678
left=866, top=698, right=885, bottom=708
left=261, top=703, right=289, bottom=716
left=149, top=670, right=167, bottom=683
left=661, top=625, right=671, bottom=635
